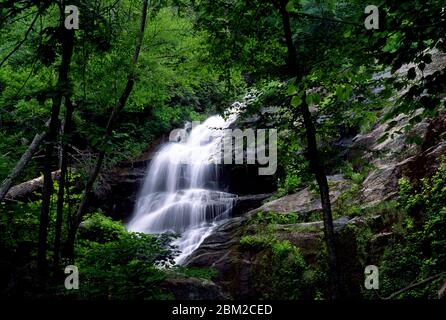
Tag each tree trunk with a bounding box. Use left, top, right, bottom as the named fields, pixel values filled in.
left=65, top=0, right=150, bottom=260
left=278, top=0, right=299, bottom=75
left=37, top=23, right=75, bottom=275
left=276, top=0, right=341, bottom=299
left=0, top=128, right=48, bottom=203
left=53, top=97, right=74, bottom=269
left=300, top=95, right=341, bottom=299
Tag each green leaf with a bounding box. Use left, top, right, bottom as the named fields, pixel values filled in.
left=287, top=84, right=298, bottom=96
left=336, top=86, right=343, bottom=100
left=291, top=96, right=302, bottom=108
left=306, top=92, right=321, bottom=105
left=286, top=1, right=295, bottom=13
left=344, top=84, right=353, bottom=100
left=336, top=84, right=353, bottom=101
left=306, top=94, right=313, bottom=105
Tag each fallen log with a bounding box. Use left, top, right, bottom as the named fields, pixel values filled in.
left=0, top=122, right=49, bottom=202
left=3, top=171, right=61, bottom=203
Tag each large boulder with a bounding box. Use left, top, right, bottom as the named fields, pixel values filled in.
left=260, top=175, right=349, bottom=217
left=232, top=193, right=272, bottom=216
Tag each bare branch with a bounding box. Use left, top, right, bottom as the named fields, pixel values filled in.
left=383, top=272, right=446, bottom=300
left=0, top=121, right=49, bottom=203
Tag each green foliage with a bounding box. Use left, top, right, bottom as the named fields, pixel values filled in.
left=342, top=162, right=368, bottom=185
left=171, top=267, right=218, bottom=281
left=333, top=161, right=374, bottom=218
left=78, top=212, right=127, bottom=243
left=240, top=209, right=328, bottom=299
left=0, top=2, right=234, bottom=184
left=371, top=1, right=446, bottom=123
left=249, top=211, right=300, bottom=225
left=0, top=168, right=80, bottom=258
left=73, top=231, right=176, bottom=300
left=0, top=202, right=41, bottom=253
left=367, top=164, right=446, bottom=299
left=240, top=233, right=317, bottom=300
left=278, top=172, right=302, bottom=195
left=240, top=234, right=275, bottom=250
left=194, top=0, right=286, bottom=83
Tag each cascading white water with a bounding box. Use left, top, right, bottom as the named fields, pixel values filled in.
left=127, top=109, right=239, bottom=264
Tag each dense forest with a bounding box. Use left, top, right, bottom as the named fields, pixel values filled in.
left=0, top=0, right=445, bottom=301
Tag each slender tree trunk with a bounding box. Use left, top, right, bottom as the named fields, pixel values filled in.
left=0, top=128, right=48, bottom=202
left=276, top=0, right=341, bottom=299
left=278, top=0, right=299, bottom=75
left=300, top=95, right=341, bottom=299
left=65, top=0, right=150, bottom=260
left=53, top=97, right=74, bottom=269
left=37, top=23, right=75, bottom=275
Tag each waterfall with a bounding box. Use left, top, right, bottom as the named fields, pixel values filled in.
left=127, top=109, right=239, bottom=264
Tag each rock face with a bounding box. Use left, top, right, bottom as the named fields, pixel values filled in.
left=350, top=51, right=446, bottom=205
left=184, top=215, right=256, bottom=299
left=260, top=175, right=349, bottom=216
left=232, top=193, right=272, bottom=216
left=349, top=112, right=426, bottom=205
left=185, top=205, right=365, bottom=299
left=350, top=111, right=446, bottom=205
left=97, top=166, right=147, bottom=221
left=184, top=176, right=355, bottom=299
left=162, top=278, right=230, bottom=300
left=224, top=164, right=277, bottom=195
